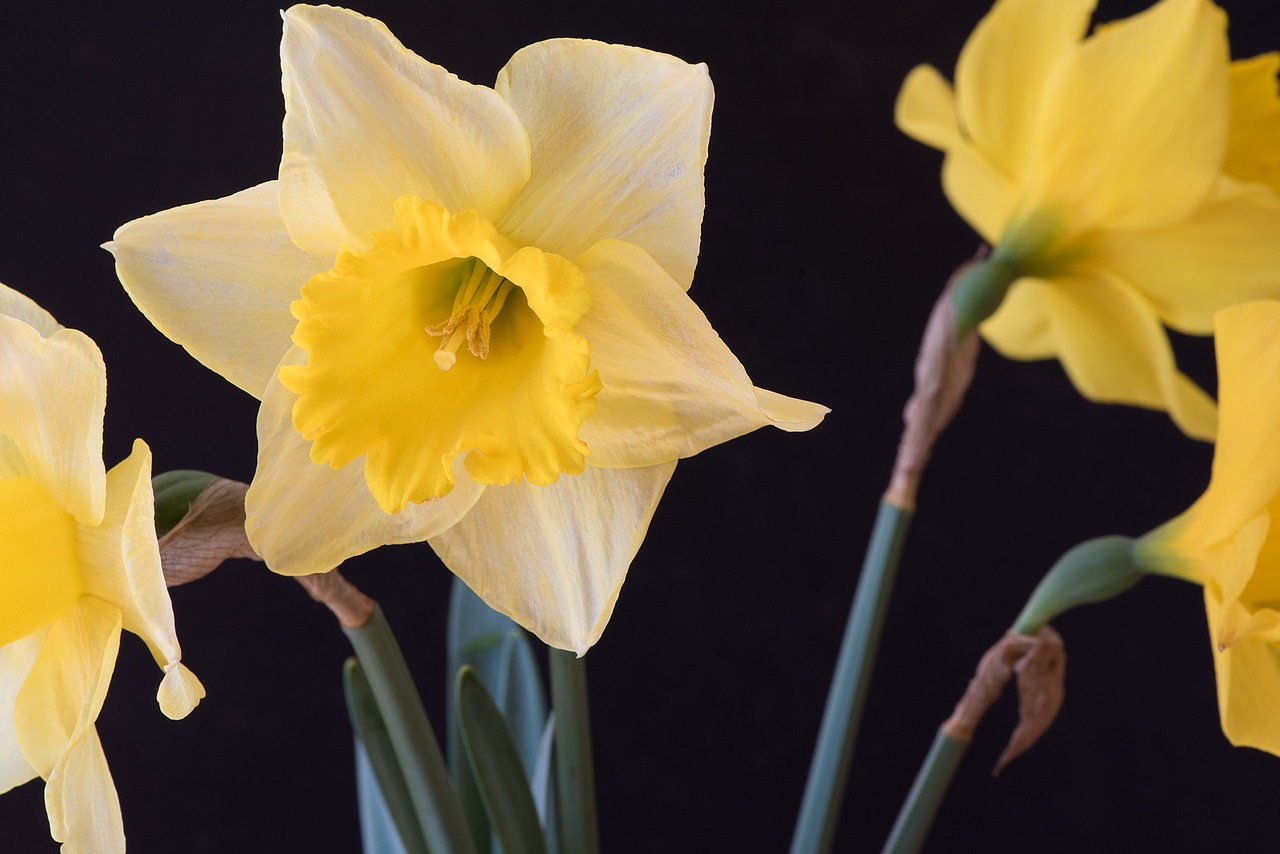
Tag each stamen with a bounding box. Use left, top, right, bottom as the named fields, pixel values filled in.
left=453, top=260, right=488, bottom=311
left=427, top=262, right=515, bottom=370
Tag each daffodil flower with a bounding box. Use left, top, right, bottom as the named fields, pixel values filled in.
left=110, top=5, right=827, bottom=654
left=0, top=282, right=204, bottom=853
left=896, top=0, right=1280, bottom=441
left=1135, top=300, right=1280, bottom=754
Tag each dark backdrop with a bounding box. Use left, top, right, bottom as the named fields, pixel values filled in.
left=2, top=1, right=1278, bottom=851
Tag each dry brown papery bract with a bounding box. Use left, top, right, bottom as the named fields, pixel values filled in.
left=940, top=626, right=1067, bottom=774
left=158, top=478, right=262, bottom=586
left=884, top=258, right=982, bottom=510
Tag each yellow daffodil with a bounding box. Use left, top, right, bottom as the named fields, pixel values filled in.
left=110, top=5, right=827, bottom=654
left=1135, top=300, right=1280, bottom=754
left=0, top=282, right=204, bottom=852
left=896, top=0, right=1280, bottom=441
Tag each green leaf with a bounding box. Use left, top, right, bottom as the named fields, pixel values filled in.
left=151, top=469, right=217, bottom=536
left=447, top=578, right=520, bottom=853
left=530, top=715, right=558, bottom=854
left=457, top=667, right=549, bottom=854
left=345, top=607, right=478, bottom=854
left=343, top=658, right=429, bottom=854
left=355, top=737, right=411, bottom=854
left=496, top=629, right=549, bottom=778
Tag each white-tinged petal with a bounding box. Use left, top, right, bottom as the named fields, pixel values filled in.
left=495, top=39, right=712, bottom=290
left=279, top=5, right=530, bottom=253
left=0, top=316, right=105, bottom=525
left=246, top=351, right=487, bottom=575
left=0, top=630, right=44, bottom=794
left=76, top=439, right=203, bottom=718
left=109, top=181, right=332, bottom=400
left=0, top=281, right=60, bottom=338
left=14, top=598, right=121, bottom=777
left=429, top=461, right=677, bottom=655
left=44, top=726, right=124, bottom=854
left=573, top=240, right=826, bottom=469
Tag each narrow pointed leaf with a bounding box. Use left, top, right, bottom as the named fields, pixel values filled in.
left=355, top=737, right=412, bottom=854
left=345, top=606, right=478, bottom=854
left=497, top=628, right=549, bottom=777
left=447, top=577, right=520, bottom=853
left=343, top=658, right=429, bottom=854
left=530, top=713, right=558, bottom=854
left=457, top=666, right=549, bottom=854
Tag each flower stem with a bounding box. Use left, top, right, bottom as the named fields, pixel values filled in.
left=345, top=604, right=478, bottom=854
left=548, top=648, right=599, bottom=854
left=790, top=500, right=913, bottom=854
left=881, top=730, right=968, bottom=854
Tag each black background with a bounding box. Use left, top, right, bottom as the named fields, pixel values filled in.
left=3, top=1, right=1279, bottom=851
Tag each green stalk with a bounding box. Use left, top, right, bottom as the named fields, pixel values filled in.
left=790, top=501, right=914, bottom=854
left=345, top=605, right=477, bottom=854
left=881, top=730, right=968, bottom=854
left=548, top=649, right=599, bottom=854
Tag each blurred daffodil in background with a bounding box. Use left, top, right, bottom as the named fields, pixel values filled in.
left=0, top=282, right=203, bottom=853
left=896, top=0, right=1280, bottom=440
left=1137, top=300, right=1280, bottom=755
left=110, top=4, right=827, bottom=654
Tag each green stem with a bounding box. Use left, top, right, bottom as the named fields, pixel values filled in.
left=881, top=730, right=968, bottom=854
left=790, top=501, right=914, bottom=854
left=549, top=648, right=599, bottom=854
left=345, top=605, right=477, bottom=854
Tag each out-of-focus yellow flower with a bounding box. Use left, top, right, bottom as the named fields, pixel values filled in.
left=110, top=5, right=827, bottom=654
left=1136, top=300, right=1280, bottom=754
left=896, top=0, right=1280, bottom=441
left=0, top=282, right=203, bottom=853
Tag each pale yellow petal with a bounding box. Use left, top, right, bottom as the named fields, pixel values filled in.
left=0, top=630, right=44, bottom=794
left=157, top=663, right=205, bottom=721
left=495, top=39, right=712, bottom=290
left=1026, top=0, right=1229, bottom=233
left=44, top=726, right=124, bottom=854
left=246, top=354, right=487, bottom=575
left=1187, top=302, right=1280, bottom=541
left=1209, top=590, right=1280, bottom=755
left=429, top=461, right=676, bottom=655
left=0, top=281, right=60, bottom=337
left=109, top=181, right=332, bottom=399
left=14, top=598, right=121, bottom=777
left=1088, top=178, right=1280, bottom=335
left=954, top=0, right=1095, bottom=180
left=76, top=439, right=202, bottom=717
left=573, top=240, right=826, bottom=469
left=985, top=274, right=1216, bottom=440
left=279, top=5, right=530, bottom=253
left=0, top=316, right=105, bottom=525
left=979, top=276, right=1056, bottom=360
left=894, top=64, right=961, bottom=152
